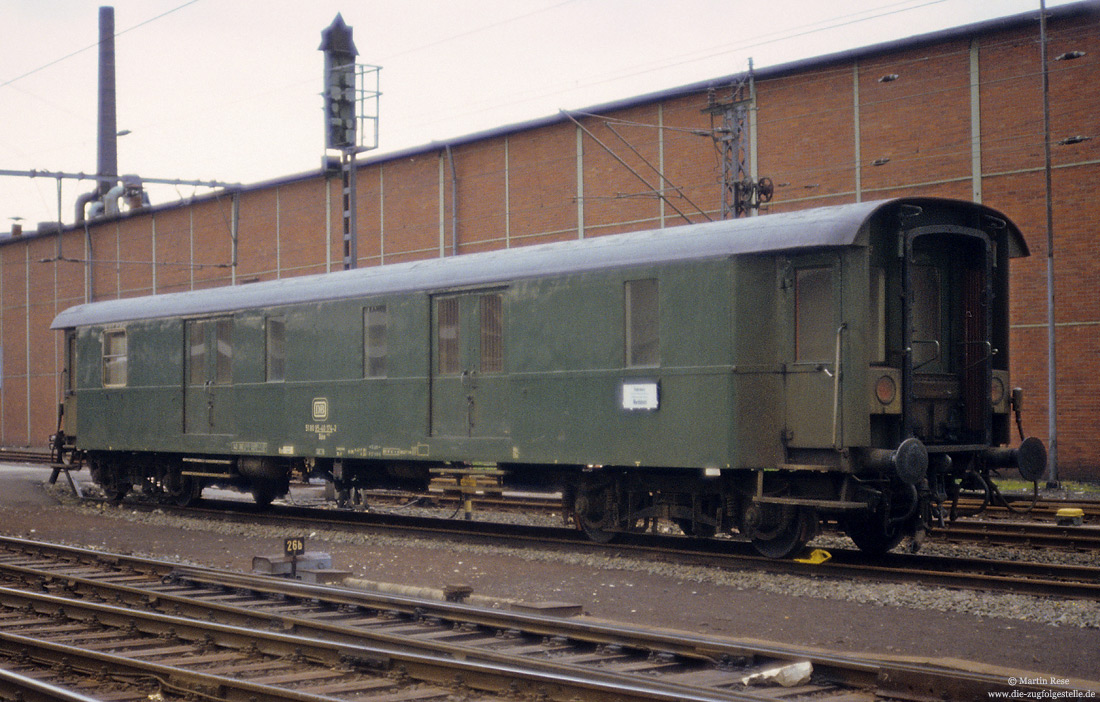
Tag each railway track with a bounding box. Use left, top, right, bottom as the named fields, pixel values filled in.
left=420, top=491, right=1100, bottom=552
left=0, top=535, right=1094, bottom=701
left=0, top=448, right=54, bottom=464
left=353, top=485, right=1100, bottom=553
left=12, top=453, right=1100, bottom=549
left=931, top=520, right=1100, bottom=550
left=81, top=495, right=1100, bottom=602
left=14, top=450, right=1095, bottom=523
left=950, top=495, right=1100, bottom=520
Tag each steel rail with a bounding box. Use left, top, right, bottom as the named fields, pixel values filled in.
left=163, top=566, right=1095, bottom=700
left=2, top=537, right=1093, bottom=701
left=0, top=580, right=796, bottom=702
left=344, top=487, right=1100, bottom=552
left=0, top=668, right=103, bottom=702
left=0, top=630, right=342, bottom=702
left=932, top=520, right=1100, bottom=550
left=951, top=495, right=1100, bottom=519
left=10, top=498, right=1100, bottom=607
left=23, top=455, right=1099, bottom=521
left=135, top=498, right=1100, bottom=600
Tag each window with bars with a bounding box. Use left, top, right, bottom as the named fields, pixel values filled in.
left=364, top=305, right=388, bottom=377
left=480, top=294, right=503, bottom=373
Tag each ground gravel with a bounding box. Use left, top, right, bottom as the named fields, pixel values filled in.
left=5, top=466, right=1096, bottom=683
left=58, top=485, right=1100, bottom=630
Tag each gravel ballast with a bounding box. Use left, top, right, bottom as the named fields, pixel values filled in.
left=3, top=463, right=1098, bottom=682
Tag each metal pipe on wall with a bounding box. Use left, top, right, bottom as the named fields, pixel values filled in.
left=1039, top=0, right=1059, bottom=486
left=446, top=145, right=458, bottom=256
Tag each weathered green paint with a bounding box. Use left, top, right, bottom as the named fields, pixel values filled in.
left=71, top=255, right=769, bottom=470
left=62, top=198, right=1027, bottom=478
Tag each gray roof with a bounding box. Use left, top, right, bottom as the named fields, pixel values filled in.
left=51, top=197, right=1024, bottom=329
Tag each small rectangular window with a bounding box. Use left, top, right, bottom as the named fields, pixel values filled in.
left=266, top=317, right=285, bottom=382
left=480, top=294, right=503, bottom=373
left=438, top=298, right=460, bottom=375
left=870, top=268, right=886, bottom=364
left=625, top=278, right=659, bottom=367
left=66, top=333, right=78, bottom=393
left=364, top=305, right=387, bottom=377
left=215, top=318, right=232, bottom=385
left=102, top=329, right=127, bottom=387
left=795, top=267, right=835, bottom=362
left=188, top=322, right=205, bottom=386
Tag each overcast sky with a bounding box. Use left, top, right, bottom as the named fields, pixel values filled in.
left=0, top=0, right=1077, bottom=230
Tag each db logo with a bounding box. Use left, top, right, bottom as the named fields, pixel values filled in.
left=312, top=398, right=329, bottom=421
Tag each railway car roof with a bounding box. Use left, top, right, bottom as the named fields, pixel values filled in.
left=52, top=197, right=1026, bottom=329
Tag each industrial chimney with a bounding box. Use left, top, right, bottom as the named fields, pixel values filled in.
left=96, top=5, right=118, bottom=197
left=76, top=6, right=119, bottom=222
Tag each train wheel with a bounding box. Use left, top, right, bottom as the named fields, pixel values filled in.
left=846, top=484, right=918, bottom=555
left=844, top=515, right=905, bottom=556
left=573, top=478, right=619, bottom=543
left=252, top=480, right=278, bottom=507
left=745, top=505, right=816, bottom=559
left=89, top=457, right=128, bottom=502
left=165, top=473, right=200, bottom=507
left=103, top=480, right=130, bottom=502
left=101, top=472, right=130, bottom=502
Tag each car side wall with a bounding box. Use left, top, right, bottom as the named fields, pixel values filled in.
left=71, top=254, right=796, bottom=472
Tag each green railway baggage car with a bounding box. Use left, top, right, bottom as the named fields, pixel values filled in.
left=51, top=197, right=1045, bottom=557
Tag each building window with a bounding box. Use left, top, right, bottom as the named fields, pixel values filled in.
left=480, top=294, right=503, bottom=373
left=364, top=305, right=387, bottom=377
left=438, top=298, right=460, bottom=375
left=795, top=267, right=834, bottom=362
left=102, top=329, right=127, bottom=387
left=625, top=278, right=659, bottom=367
left=266, top=317, right=285, bottom=382
left=215, top=318, right=233, bottom=385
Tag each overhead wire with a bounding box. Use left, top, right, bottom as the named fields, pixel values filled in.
left=0, top=0, right=201, bottom=90
left=395, top=4, right=1098, bottom=201
left=562, top=21, right=1096, bottom=193
left=1, top=1, right=1065, bottom=161
left=549, top=0, right=952, bottom=99
left=385, top=0, right=992, bottom=137
left=5, top=0, right=1085, bottom=149
left=0, top=0, right=206, bottom=220
left=376, top=0, right=579, bottom=62
left=4, top=0, right=1092, bottom=226
left=4, top=0, right=583, bottom=185
left=389, top=2, right=1090, bottom=152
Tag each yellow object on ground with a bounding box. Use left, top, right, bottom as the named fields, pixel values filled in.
left=793, top=549, right=832, bottom=565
